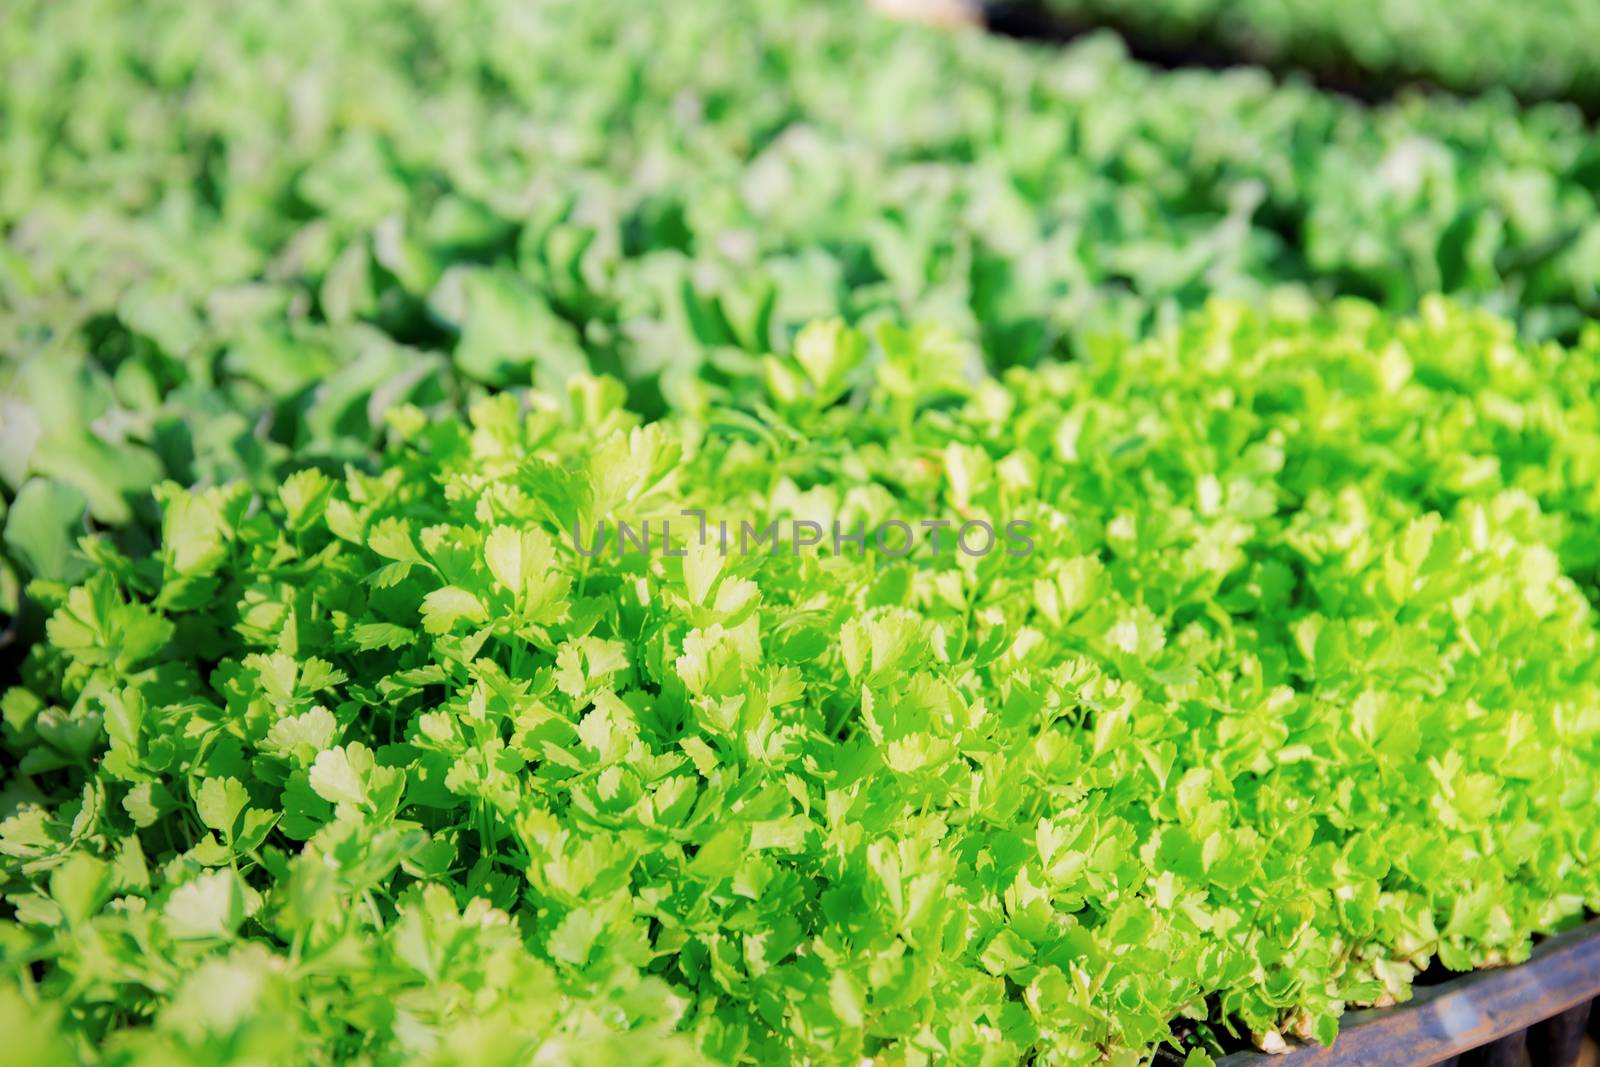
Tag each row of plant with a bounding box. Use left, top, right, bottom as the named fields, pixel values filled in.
left=1019, top=0, right=1600, bottom=108
left=6, top=299, right=1600, bottom=1065
left=6, top=0, right=1600, bottom=611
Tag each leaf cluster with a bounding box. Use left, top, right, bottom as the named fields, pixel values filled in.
left=1034, top=0, right=1600, bottom=107
left=5, top=302, right=1600, bottom=1064
left=6, top=0, right=1600, bottom=608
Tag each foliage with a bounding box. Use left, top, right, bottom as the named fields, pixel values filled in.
left=1032, top=0, right=1600, bottom=107
left=6, top=0, right=1600, bottom=610
left=5, top=301, right=1600, bottom=1064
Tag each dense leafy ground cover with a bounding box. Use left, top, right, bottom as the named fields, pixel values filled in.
left=5, top=0, right=1600, bottom=1065
left=1025, top=0, right=1600, bottom=108
left=6, top=0, right=1600, bottom=612
left=5, top=300, right=1600, bottom=1065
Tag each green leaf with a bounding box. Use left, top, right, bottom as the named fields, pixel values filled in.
left=420, top=586, right=488, bottom=634
left=49, top=853, right=111, bottom=926
left=197, top=777, right=249, bottom=839
left=164, top=870, right=248, bottom=940
left=3, top=479, right=90, bottom=584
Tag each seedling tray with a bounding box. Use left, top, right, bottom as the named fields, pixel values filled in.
left=1218, top=919, right=1600, bottom=1066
